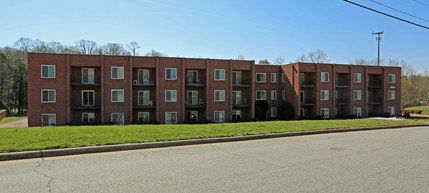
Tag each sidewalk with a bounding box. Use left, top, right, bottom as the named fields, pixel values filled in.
left=0, top=118, right=28, bottom=128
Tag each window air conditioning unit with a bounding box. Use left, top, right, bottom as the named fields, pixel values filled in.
left=133, top=80, right=138, bottom=85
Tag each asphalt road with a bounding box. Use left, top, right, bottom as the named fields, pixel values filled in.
left=1, top=126, right=429, bottom=193
left=0, top=117, right=27, bottom=128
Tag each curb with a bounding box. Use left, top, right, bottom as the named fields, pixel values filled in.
left=1, top=124, right=428, bottom=161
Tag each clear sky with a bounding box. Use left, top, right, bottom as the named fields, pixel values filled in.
left=1, top=0, right=428, bottom=70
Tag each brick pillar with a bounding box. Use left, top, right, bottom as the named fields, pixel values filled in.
left=66, top=55, right=71, bottom=124
left=129, top=57, right=133, bottom=124
left=100, top=55, right=105, bottom=123
left=205, top=59, right=210, bottom=121
left=250, top=60, right=255, bottom=119
left=228, top=60, right=232, bottom=122
left=364, top=66, right=368, bottom=117
left=332, top=64, right=335, bottom=118
left=181, top=58, right=186, bottom=123
left=155, top=57, right=160, bottom=122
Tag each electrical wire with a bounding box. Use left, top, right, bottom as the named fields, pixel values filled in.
left=369, top=0, right=429, bottom=23
left=343, top=0, right=429, bottom=30
left=412, top=0, right=429, bottom=7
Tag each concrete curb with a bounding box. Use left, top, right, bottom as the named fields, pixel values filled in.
left=1, top=124, right=428, bottom=161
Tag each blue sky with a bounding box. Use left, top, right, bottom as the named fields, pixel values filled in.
left=1, top=0, right=428, bottom=70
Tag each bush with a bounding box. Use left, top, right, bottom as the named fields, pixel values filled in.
left=133, top=121, right=160, bottom=125
left=368, top=112, right=392, bottom=117
left=299, top=115, right=323, bottom=120
left=183, top=120, right=211, bottom=124
left=278, top=102, right=295, bottom=120
left=336, top=114, right=358, bottom=119
left=232, top=117, right=258, bottom=123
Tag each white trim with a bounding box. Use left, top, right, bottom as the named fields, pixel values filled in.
left=271, top=107, right=276, bottom=117
left=271, top=73, right=277, bottom=83
left=137, top=69, right=150, bottom=84
left=354, top=90, right=362, bottom=100
left=41, top=113, right=56, bottom=127
left=282, top=73, right=286, bottom=83
left=354, top=73, right=362, bottom=83
left=214, top=69, right=225, bottom=81
left=111, top=112, right=125, bottom=125
left=282, top=90, right=286, bottom=100
left=187, top=90, right=199, bottom=105
left=81, top=68, right=95, bottom=84
left=82, top=90, right=95, bottom=106
left=256, top=90, right=266, bottom=100
left=320, top=108, right=329, bottom=118
left=321, top=90, right=329, bottom=100
left=321, top=72, right=329, bottom=82
left=111, top=89, right=124, bottom=102
left=388, top=90, right=396, bottom=100
left=41, top=89, right=56, bottom=103
left=214, top=111, right=225, bottom=123
left=41, top=65, right=55, bottom=78
left=214, top=90, right=225, bottom=101
left=111, top=66, right=124, bottom=79
left=271, top=90, right=277, bottom=100
left=82, top=112, right=95, bottom=124
left=165, top=68, right=177, bottom=80
left=165, top=112, right=178, bottom=124
left=165, top=90, right=177, bottom=102
left=256, top=73, right=266, bottom=83
left=388, top=74, right=396, bottom=83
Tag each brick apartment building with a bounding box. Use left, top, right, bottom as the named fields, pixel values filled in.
left=27, top=53, right=401, bottom=126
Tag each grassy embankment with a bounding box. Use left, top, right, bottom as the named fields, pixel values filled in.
left=405, top=106, right=429, bottom=115
left=0, top=119, right=427, bottom=153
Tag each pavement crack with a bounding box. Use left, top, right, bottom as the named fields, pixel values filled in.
left=33, top=158, right=55, bottom=193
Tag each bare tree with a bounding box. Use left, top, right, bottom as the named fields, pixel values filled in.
left=102, top=43, right=127, bottom=55
left=296, top=54, right=307, bottom=62
left=75, top=40, right=97, bottom=54
left=49, top=42, right=64, bottom=53
left=308, top=49, right=330, bottom=63
left=258, top=59, right=271, bottom=64
left=127, top=42, right=141, bottom=56
left=235, top=55, right=245, bottom=60
left=145, top=49, right=166, bottom=57
left=274, top=56, right=285, bottom=65
left=13, top=37, right=33, bottom=53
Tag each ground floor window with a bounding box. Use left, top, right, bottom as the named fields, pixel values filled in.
left=82, top=112, right=95, bottom=124
left=320, top=108, right=329, bottom=118
left=187, top=111, right=198, bottom=121
left=41, top=113, right=56, bottom=126
left=138, top=112, right=150, bottom=123
left=271, top=107, right=276, bottom=117
left=165, top=112, right=177, bottom=124
left=388, top=107, right=396, bottom=116
left=111, top=112, right=125, bottom=125
left=353, top=107, right=362, bottom=117
left=214, top=111, right=225, bottom=122
left=232, top=110, right=241, bottom=121
left=300, top=108, right=305, bottom=116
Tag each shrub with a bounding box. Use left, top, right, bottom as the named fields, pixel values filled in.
left=183, top=120, right=211, bottom=124
left=278, top=102, right=295, bottom=120
left=232, top=117, right=258, bottom=123
left=336, top=114, right=357, bottom=119
left=299, top=115, right=323, bottom=120
left=368, top=112, right=392, bottom=117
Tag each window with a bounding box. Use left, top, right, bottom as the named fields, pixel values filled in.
left=138, top=112, right=150, bottom=123
left=165, top=68, right=177, bottom=80
left=232, top=91, right=242, bottom=105
left=82, top=113, right=95, bottom=124
left=300, top=108, right=305, bottom=116
left=300, top=91, right=304, bottom=103
left=388, top=74, right=396, bottom=83
left=354, top=90, right=361, bottom=100
left=271, top=107, right=276, bottom=117
left=111, top=112, right=125, bottom=125
left=354, top=73, right=361, bottom=83
left=165, top=90, right=177, bottom=102
left=214, top=69, right=225, bottom=81
left=41, top=114, right=56, bottom=126
left=138, top=90, right=150, bottom=106
left=82, top=90, right=95, bottom=106
left=300, top=73, right=305, bottom=82
left=41, top=89, right=56, bottom=103
left=214, top=111, right=225, bottom=123
left=282, top=73, right=286, bottom=83
left=321, top=72, right=329, bottom=82
left=165, top=112, right=177, bottom=124
left=187, top=91, right=198, bottom=105
left=111, top=66, right=124, bottom=79
left=271, top=73, right=277, bottom=83
left=214, top=90, right=225, bottom=101
left=388, top=107, right=396, bottom=116
left=271, top=90, right=277, bottom=100
left=111, top=89, right=124, bottom=102
left=82, top=68, right=94, bottom=84
left=187, top=111, right=198, bottom=121
left=232, top=71, right=242, bottom=85
left=256, top=90, right=266, bottom=100
left=256, top=73, right=266, bottom=83
left=232, top=110, right=241, bottom=121
left=187, top=70, right=198, bottom=84
left=320, top=108, right=329, bottom=118
left=41, top=65, right=55, bottom=78
left=353, top=107, right=362, bottom=117
left=282, top=90, right=286, bottom=100
left=137, top=69, right=150, bottom=84
left=388, top=90, right=395, bottom=100
left=321, top=90, right=329, bottom=100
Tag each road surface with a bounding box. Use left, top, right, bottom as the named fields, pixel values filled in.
left=1, top=126, right=428, bottom=192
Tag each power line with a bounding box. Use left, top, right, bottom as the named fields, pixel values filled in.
left=369, top=0, right=429, bottom=23
left=343, top=0, right=429, bottom=30
left=412, top=0, right=429, bottom=7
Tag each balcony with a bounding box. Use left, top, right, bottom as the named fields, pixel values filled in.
left=133, top=100, right=156, bottom=109
left=335, top=79, right=349, bottom=88
left=368, top=80, right=382, bottom=88
left=300, top=80, right=315, bottom=87
left=336, top=97, right=348, bottom=105
left=233, top=98, right=250, bottom=107
left=71, top=105, right=101, bottom=110
left=186, top=78, right=205, bottom=87
left=301, top=97, right=315, bottom=106
left=71, top=82, right=101, bottom=86
left=368, top=97, right=382, bottom=105
left=185, top=98, right=205, bottom=108
left=232, top=80, right=251, bottom=87
left=133, top=79, right=156, bottom=86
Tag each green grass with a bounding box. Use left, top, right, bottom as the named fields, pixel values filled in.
left=0, top=119, right=427, bottom=153
left=405, top=106, right=429, bottom=114
left=0, top=116, right=26, bottom=124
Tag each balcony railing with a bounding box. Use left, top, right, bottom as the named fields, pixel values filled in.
left=133, top=79, right=156, bottom=86
left=71, top=82, right=101, bottom=86
left=368, top=97, right=382, bottom=105
left=233, top=98, right=250, bottom=107
left=368, top=80, right=382, bottom=88
left=186, top=78, right=205, bottom=86
left=71, top=105, right=101, bottom=110
left=185, top=98, right=205, bottom=108
left=301, top=97, right=315, bottom=106
left=134, top=100, right=156, bottom=109
left=335, top=79, right=349, bottom=87
left=300, top=80, right=315, bottom=87
left=336, top=97, right=348, bottom=105
left=232, top=79, right=251, bottom=87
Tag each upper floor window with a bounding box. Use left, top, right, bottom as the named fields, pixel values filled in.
left=388, top=74, right=396, bottom=83
left=165, top=90, right=177, bottom=102
left=82, top=68, right=94, bottom=84
left=354, top=73, right=361, bottom=83
left=256, top=73, right=266, bottom=83
left=214, top=69, right=225, bottom=81
left=111, top=66, right=124, bottom=79
left=82, top=90, right=95, bottom=106
left=388, top=90, right=395, bottom=100
left=271, top=73, right=277, bottom=83
left=271, top=90, right=277, bottom=100
left=282, top=73, right=286, bottom=83
left=321, top=90, right=329, bottom=100
left=165, top=68, right=177, bottom=80
left=41, top=89, right=56, bottom=103
left=138, top=69, right=150, bottom=84
left=111, top=89, right=124, bottom=102
left=232, top=71, right=242, bottom=85
left=138, top=90, right=150, bottom=106
left=354, top=90, right=362, bottom=100
left=41, top=65, right=55, bottom=78
left=282, top=90, right=286, bottom=100
left=214, top=90, right=225, bottom=101
left=321, top=72, right=329, bottom=82
left=256, top=90, right=266, bottom=100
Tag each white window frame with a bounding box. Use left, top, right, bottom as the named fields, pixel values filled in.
left=321, top=90, right=329, bottom=100
left=388, top=107, right=396, bottom=116
left=187, top=90, right=199, bottom=105
left=388, top=74, right=396, bottom=83
left=111, top=89, right=124, bottom=102
left=138, top=90, right=150, bottom=105
left=232, top=110, right=241, bottom=120
left=41, top=113, right=56, bottom=127
left=354, top=73, right=361, bottom=83
left=214, top=69, right=225, bottom=81
left=256, top=90, right=266, bottom=100
left=214, top=111, right=225, bottom=123
left=187, top=70, right=199, bottom=83
left=41, top=65, right=55, bottom=78
left=138, top=69, right=150, bottom=84
left=111, top=112, right=125, bottom=125
left=165, top=68, right=177, bottom=80
left=232, top=71, right=242, bottom=85
left=214, top=90, right=225, bottom=102
left=165, top=112, right=178, bottom=124
left=111, top=66, right=124, bottom=79
left=82, top=90, right=95, bottom=106
left=41, top=89, right=56, bottom=103
left=354, top=90, right=362, bottom=100
left=282, top=90, right=286, bottom=100
left=353, top=107, right=362, bottom=117
left=271, top=90, right=277, bottom=100
left=82, top=68, right=95, bottom=84
left=282, top=73, right=286, bottom=83
left=82, top=112, right=95, bottom=124
left=256, top=73, right=266, bottom=83
left=138, top=112, right=150, bottom=123
left=388, top=90, right=395, bottom=100
left=321, top=108, right=329, bottom=118
left=232, top=91, right=242, bottom=105
left=271, top=107, right=276, bottom=117
left=321, top=72, right=329, bottom=82
left=165, top=90, right=177, bottom=102
left=271, top=73, right=277, bottom=83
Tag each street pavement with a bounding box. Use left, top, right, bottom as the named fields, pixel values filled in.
left=0, top=118, right=27, bottom=128
left=1, top=126, right=428, bottom=193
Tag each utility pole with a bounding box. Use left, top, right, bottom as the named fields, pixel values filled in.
left=372, top=31, right=383, bottom=66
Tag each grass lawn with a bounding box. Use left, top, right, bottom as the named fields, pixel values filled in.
left=0, top=119, right=427, bottom=153
left=0, top=116, right=26, bottom=124
left=405, top=106, right=429, bottom=114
